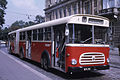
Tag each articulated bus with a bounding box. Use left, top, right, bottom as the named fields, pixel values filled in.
left=8, top=14, right=110, bottom=73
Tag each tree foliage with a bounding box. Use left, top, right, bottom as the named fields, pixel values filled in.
left=35, top=15, right=45, bottom=23
left=0, top=0, right=7, bottom=27
left=8, top=20, right=25, bottom=32
left=0, top=27, right=9, bottom=40
left=1, top=15, right=45, bottom=40
left=9, top=15, right=45, bottom=32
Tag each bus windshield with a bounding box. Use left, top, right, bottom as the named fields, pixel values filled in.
left=69, top=24, right=107, bottom=44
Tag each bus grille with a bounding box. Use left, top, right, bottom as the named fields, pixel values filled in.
left=79, top=52, right=105, bottom=65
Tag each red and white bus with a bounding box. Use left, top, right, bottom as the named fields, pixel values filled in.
left=8, top=14, right=110, bottom=73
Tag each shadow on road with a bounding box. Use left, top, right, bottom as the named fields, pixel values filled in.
left=50, top=68, right=105, bottom=79
left=22, top=58, right=105, bottom=79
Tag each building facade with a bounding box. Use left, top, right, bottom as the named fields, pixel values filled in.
left=44, top=0, right=102, bottom=21
left=44, top=0, right=120, bottom=47
left=99, top=0, right=120, bottom=47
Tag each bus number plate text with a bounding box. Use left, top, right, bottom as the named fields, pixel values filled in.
left=84, top=68, right=91, bottom=71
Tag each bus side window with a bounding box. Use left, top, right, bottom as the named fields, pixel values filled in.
left=23, top=32, right=26, bottom=40
left=69, top=25, right=73, bottom=43
left=10, top=35, right=12, bottom=41
left=45, top=27, right=51, bottom=41
left=38, top=29, right=43, bottom=40
left=20, top=32, right=25, bottom=40
left=13, top=33, right=16, bottom=40
left=33, top=29, right=37, bottom=40
left=20, top=32, right=22, bottom=40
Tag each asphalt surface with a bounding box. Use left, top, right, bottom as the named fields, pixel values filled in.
left=0, top=45, right=120, bottom=80
left=0, top=48, right=52, bottom=80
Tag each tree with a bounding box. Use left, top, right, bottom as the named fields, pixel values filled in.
left=0, top=27, right=2, bottom=39
left=2, top=27, right=9, bottom=40
left=0, top=27, right=8, bottom=40
left=24, top=21, right=36, bottom=27
left=9, top=20, right=25, bottom=31
left=11, top=20, right=25, bottom=28
left=35, top=15, right=45, bottom=24
left=0, top=0, right=7, bottom=27
left=8, top=15, right=45, bottom=32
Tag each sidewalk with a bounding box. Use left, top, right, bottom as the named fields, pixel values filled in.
left=109, top=48, right=120, bottom=68
left=0, top=50, right=52, bottom=80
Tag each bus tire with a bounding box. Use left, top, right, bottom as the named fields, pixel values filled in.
left=43, top=55, right=49, bottom=70
left=20, top=47, right=24, bottom=59
left=41, top=51, right=50, bottom=71
left=41, top=55, right=49, bottom=70
left=41, top=57, right=44, bottom=68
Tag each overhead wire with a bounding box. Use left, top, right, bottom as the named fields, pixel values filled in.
left=5, top=10, right=37, bottom=20
left=5, top=10, right=36, bottom=17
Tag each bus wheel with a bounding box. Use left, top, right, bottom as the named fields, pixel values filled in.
left=20, top=48, right=24, bottom=59
left=41, top=58, right=44, bottom=68
left=43, top=56, right=49, bottom=70
left=41, top=55, right=49, bottom=70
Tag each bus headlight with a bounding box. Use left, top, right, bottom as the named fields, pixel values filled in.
left=71, top=59, right=77, bottom=65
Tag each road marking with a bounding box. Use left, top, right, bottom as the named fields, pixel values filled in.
left=0, top=50, right=52, bottom=80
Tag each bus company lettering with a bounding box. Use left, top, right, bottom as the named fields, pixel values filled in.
left=45, top=44, right=51, bottom=47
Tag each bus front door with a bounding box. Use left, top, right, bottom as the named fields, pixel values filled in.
left=53, top=28, right=65, bottom=71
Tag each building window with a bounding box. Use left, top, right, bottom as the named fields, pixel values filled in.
left=94, top=0, right=97, bottom=15
left=94, top=0, right=97, bottom=7
left=59, top=8, right=62, bottom=18
left=48, top=0, right=52, bottom=7
left=103, top=0, right=115, bottom=9
left=53, top=11, right=55, bottom=20
left=49, top=0, right=51, bottom=4
left=56, top=10, right=58, bottom=19
left=73, top=4, right=77, bottom=14
left=50, top=14, right=52, bottom=20
left=84, top=0, right=91, bottom=14
left=103, top=0, right=107, bottom=9
left=68, top=5, right=71, bottom=16
left=116, top=0, right=120, bottom=7
left=109, top=0, right=114, bottom=8
left=63, top=8, right=66, bottom=17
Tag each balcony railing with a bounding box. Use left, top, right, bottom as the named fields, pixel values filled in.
left=99, top=7, right=118, bottom=15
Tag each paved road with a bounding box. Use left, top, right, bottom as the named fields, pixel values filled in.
left=0, top=47, right=52, bottom=80
left=0, top=45, right=120, bottom=80
left=109, top=48, right=120, bottom=68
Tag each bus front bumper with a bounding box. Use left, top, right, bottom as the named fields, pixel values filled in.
left=68, top=65, right=109, bottom=73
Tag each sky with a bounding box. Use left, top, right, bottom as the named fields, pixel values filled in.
left=3, top=0, right=45, bottom=28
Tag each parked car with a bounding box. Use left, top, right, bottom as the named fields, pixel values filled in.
left=0, top=40, right=6, bottom=44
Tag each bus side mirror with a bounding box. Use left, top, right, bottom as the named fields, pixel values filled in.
left=65, top=29, right=69, bottom=36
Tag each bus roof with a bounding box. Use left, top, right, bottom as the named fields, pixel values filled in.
left=8, top=14, right=109, bottom=35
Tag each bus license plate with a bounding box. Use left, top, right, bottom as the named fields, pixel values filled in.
left=84, top=68, right=91, bottom=71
